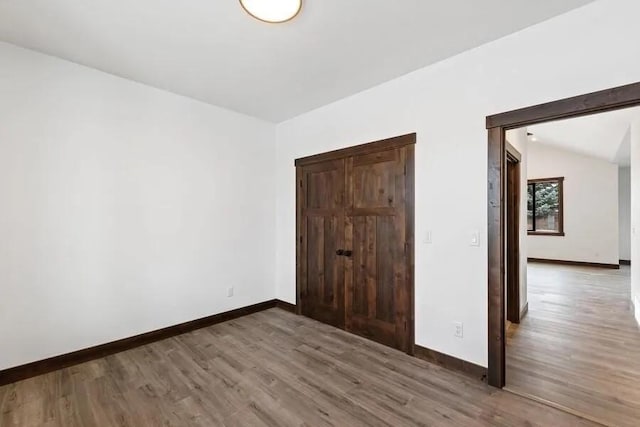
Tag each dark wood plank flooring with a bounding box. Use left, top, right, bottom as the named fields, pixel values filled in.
left=507, top=263, right=640, bottom=427
left=1, top=308, right=596, bottom=426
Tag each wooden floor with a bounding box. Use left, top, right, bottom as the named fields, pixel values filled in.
left=507, top=263, right=640, bottom=427
left=1, top=309, right=596, bottom=427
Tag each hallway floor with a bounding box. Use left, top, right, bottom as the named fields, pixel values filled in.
left=506, top=263, right=640, bottom=426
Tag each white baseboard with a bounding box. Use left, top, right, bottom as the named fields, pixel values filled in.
left=635, top=295, right=640, bottom=327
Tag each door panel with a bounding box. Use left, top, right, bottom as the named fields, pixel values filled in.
left=375, top=216, right=397, bottom=323
left=299, top=160, right=345, bottom=328
left=307, top=167, right=342, bottom=209
left=345, top=147, right=410, bottom=352
left=353, top=152, right=397, bottom=209
left=349, top=216, right=397, bottom=323
left=351, top=216, right=376, bottom=318
left=306, top=216, right=341, bottom=305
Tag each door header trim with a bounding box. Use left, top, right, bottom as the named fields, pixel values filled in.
left=486, top=82, right=640, bottom=130
left=294, top=133, right=416, bottom=167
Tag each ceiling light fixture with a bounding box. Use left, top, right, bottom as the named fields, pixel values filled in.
left=240, top=0, right=302, bottom=24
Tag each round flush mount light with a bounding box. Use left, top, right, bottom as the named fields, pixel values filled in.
left=240, top=0, right=302, bottom=23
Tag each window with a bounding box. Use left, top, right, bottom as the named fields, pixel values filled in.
left=527, top=177, right=564, bottom=236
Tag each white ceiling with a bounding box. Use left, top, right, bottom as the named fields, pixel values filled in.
left=527, top=107, right=640, bottom=166
left=0, top=0, right=596, bottom=122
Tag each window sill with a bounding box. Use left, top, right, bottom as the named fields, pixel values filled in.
left=527, top=231, right=565, bottom=237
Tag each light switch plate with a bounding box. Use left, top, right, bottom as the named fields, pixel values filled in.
left=470, top=231, right=480, bottom=247
left=424, top=231, right=432, bottom=244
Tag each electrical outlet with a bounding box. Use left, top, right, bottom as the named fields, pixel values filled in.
left=454, top=322, right=464, bottom=338
left=227, top=287, right=234, bottom=297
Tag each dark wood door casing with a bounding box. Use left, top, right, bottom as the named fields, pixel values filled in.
left=296, top=134, right=415, bottom=354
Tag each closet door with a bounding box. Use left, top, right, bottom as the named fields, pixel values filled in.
left=345, top=147, right=411, bottom=352
left=298, top=159, right=346, bottom=328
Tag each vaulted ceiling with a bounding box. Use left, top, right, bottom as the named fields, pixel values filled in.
left=0, top=0, right=596, bottom=121
left=528, top=107, right=640, bottom=166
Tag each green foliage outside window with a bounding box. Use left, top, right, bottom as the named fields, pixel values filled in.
left=527, top=179, right=562, bottom=233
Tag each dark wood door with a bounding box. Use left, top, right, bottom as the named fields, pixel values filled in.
left=506, top=147, right=521, bottom=324
left=296, top=134, right=415, bottom=354
left=298, top=159, right=346, bottom=328
left=344, top=147, right=411, bottom=352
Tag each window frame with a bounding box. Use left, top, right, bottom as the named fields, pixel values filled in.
left=527, top=176, right=565, bottom=236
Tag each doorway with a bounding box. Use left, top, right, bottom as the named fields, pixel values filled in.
left=487, top=82, right=640, bottom=425
left=487, top=81, right=640, bottom=389
left=295, top=134, right=415, bottom=353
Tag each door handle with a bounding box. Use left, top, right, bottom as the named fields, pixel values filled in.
left=343, top=250, right=352, bottom=257
left=336, top=249, right=345, bottom=256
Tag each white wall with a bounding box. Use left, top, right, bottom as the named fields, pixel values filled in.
left=0, top=42, right=277, bottom=370
left=619, top=165, right=631, bottom=261
left=527, top=141, right=619, bottom=265
left=631, top=121, right=640, bottom=325
left=275, top=0, right=640, bottom=366
left=506, top=129, right=528, bottom=313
